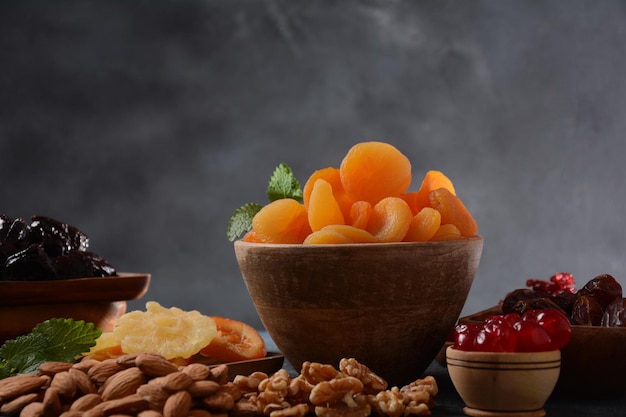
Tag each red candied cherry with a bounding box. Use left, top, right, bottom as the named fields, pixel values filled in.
left=453, top=323, right=482, bottom=351
left=522, top=308, right=572, bottom=350
left=503, top=313, right=522, bottom=326
left=475, top=315, right=517, bottom=352
left=513, top=320, right=554, bottom=352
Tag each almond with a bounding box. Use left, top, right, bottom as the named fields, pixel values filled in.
left=0, top=392, right=39, bottom=415
left=101, top=393, right=149, bottom=415
left=136, top=354, right=179, bottom=377
left=154, top=371, right=193, bottom=392
left=37, top=361, right=73, bottom=376
left=69, top=368, right=97, bottom=394
left=69, top=393, right=103, bottom=411
left=42, top=387, right=62, bottom=415
left=50, top=371, right=76, bottom=398
left=88, top=359, right=125, bottom=384
left=19, top=401, right=45, bottom=417
left=137, top=383, right=169, bottom=409
left=187, top=380, right=221, bottom=398
left=101, top=367, right=146, bottom=401
left=163, top=390, right=191, bottom=417
left=0, top=374, right=49, bottom=402
left=181, top=363, right=211, bottom=381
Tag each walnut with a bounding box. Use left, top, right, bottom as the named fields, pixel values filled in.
left=314, top=402, right=371, bottom=417
left=300, top=362, right=343, bottom=385
left=257, top=369, right=291, bottom=414
left=339, top=358, right=387, bottom=394
left=233, top=372, right=269, bottom=393
left=287, top=376, right=314, bottom=404
left=369, top=387, right=405, bottom=417
left=309, top=377, right=364, bottom=406
left=269, top=403, right=310, bottom=417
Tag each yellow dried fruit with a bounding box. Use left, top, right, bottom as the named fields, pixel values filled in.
left=113, top=302, right=217, bottom=360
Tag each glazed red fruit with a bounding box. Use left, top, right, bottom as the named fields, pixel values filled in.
left=453, top=323, right=482, bottom=351
left=522, top=309, right=572, bottom=350
left=513, top=320, right=554, bottom=352
left=475, top=315, right=517, bottom=352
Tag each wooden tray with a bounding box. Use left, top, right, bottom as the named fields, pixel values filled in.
left=211, top=352, right=285, bottom=380
left=0, top=273, right=151, bottom=305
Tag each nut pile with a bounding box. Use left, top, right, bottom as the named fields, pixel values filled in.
left=0, top=354, right=437, bottom=417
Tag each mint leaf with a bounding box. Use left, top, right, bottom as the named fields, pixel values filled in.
left=0, top=318, right=101, bottom=378
left=227, top=203, right=262, bottom=242
left=267, top=163, right=303, bottom=203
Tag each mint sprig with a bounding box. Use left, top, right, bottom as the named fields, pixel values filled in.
left=0, top=318, right=101, bottom=378
left=227, top=163, right=303, bottom=242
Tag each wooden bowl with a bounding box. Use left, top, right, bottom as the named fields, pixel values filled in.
left=234, top=237, right=483, bottom=386
left=458, top=306, right=626, bottom=398
left=446, top=346, right=561, bottom=417
left=0, top=273, right=150, bottom=343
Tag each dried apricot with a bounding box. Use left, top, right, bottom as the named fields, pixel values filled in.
left=339, top=141, right=411, bottom=204
left=430, top=223, right=462, bottom=241
left=366, top=197, right=413, bottom=242
left=414, top=170, right=457, bottom=212
left=349, top=200, right=372, bottom=230
left=429, top=188, right=478, bottom=237
left=303, top=167, right=353, bottom=220
left=404, top=207, right=442, bottom=242
left=307, top=178, right=345, bottom=232
left=252, top=198, right=312, bottom=243
left=304, top=225, right=378, bottom=244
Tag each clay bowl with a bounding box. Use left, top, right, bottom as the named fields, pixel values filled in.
left=447, top=346, right=561, bottom=417
left=459, top=306, right=626, bottom=398
left=234, top=236, right=483, bottom=386
left=0, top=273, right=150, bottom=343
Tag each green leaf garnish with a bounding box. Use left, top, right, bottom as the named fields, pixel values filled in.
left=227, top=203, right=262, bottom=242
left=0, top=318, right=101, bottom=378
left=267, top=163, right=303, bottom=203
left=227, top=163, right=303, bottom=242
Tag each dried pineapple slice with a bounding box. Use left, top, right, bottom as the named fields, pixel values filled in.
left=113, top=301, right=217, bottom=359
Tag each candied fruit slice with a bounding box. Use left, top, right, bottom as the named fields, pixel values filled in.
left=404, top=207, right=441, bottom=242
left=339, top=141, right=411, bottom=204
left=304, top=225, right=378, bottom=244
left=113, top=301, right=217, bottom=360
left=429, top=188, right=478, bottom=237
left=252, top=198, right=312, bottom=244
left=365, top=197, right=413, bottom=242
left=307, top=179, right=345, bottom=232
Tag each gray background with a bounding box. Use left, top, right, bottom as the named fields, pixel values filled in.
left=1, top=0, right=625, bottom=329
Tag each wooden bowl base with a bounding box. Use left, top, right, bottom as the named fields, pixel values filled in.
left=463, top=407, right=546, bottom=417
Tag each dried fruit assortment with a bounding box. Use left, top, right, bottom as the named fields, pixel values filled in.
left=230, top=141, right=478, bottom=244
left=502, top=273, right=626, bottom=327
left=0, top=215, right=116, bottom=281
left=0, top=355, right=438, bottom=417
left=453, top=308, right=572, bottom=353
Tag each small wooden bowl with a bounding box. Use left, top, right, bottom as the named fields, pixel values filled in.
left=0, top=273, right=150, bottom=343
left=458, top=306, right=626, bottom=398
left=235, top=237, right=483, bottom=386
left=447, top=346, right=561, bottom=417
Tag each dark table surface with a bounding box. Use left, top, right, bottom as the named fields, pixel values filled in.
left=261, top=332, right=626, bottom=417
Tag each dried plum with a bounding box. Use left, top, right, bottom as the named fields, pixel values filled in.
left=576, top=274, right=622, bottom=310
left=602, top=298, right=626, bottom=327
left=501, top=288, right=550, bottom=315
left=508, top=297, right=567, bottom=317
left=571, top=295, right=604, bottom=326
left=4, top=244, right=56, bottom=281
left=0, top=214, right=117, bottom=281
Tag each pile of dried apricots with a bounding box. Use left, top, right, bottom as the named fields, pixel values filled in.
left=243, top=141, right=478, bottom=244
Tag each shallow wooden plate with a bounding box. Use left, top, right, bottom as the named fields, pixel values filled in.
left=211, top=352, right=285, bottom=380
left=0, top=273, right=151, bottom=305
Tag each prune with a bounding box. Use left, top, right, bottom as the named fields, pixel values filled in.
left=28, top=216, right=89, bottom=255
left=4, top=244, right=56, bottom=281
left=602, top=298, right=626, bottom=327
left=501, top=288, right=550, bottom=315
left=571, top=295, right=604, bottom=326
left=508, top=297, right=567, bottom=318
left=577, top=274, right=622, bottom=310
left=54, top=251, right=116, bottom=279
left=0, top=214, right=117, bottom=281
left=552, top=291, right=578, bottom=316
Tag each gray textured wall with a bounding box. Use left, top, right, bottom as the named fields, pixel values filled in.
left=1, top=1, right=625, bottom=329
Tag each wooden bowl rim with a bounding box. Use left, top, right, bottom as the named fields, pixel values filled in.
left=235, top=235, right=483, bottom=249
left=0, top=272, right=151, bottom=305
left=446, top=345, right=561, bottom=363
